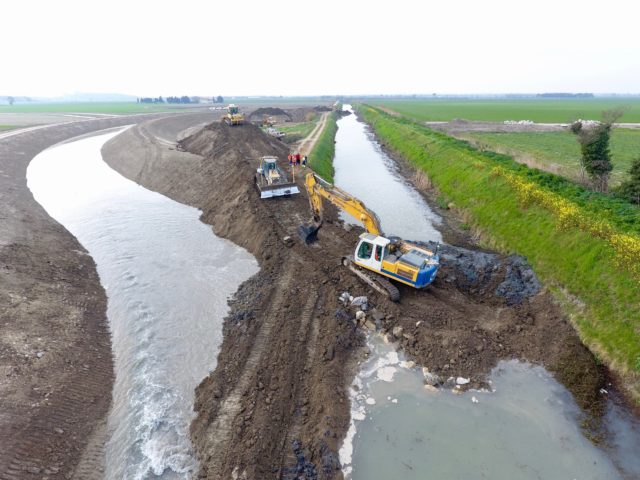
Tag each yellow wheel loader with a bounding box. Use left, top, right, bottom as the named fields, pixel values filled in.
left=298, top=172, right=439, bottom=301
left=222, top=104, right=244, bottom=126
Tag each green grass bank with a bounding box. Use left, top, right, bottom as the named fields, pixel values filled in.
left=358, top=104, right=640, bottom=401
left=376, top=98, right=640, bottom=123
left=308, top=111, right=339, bottom=182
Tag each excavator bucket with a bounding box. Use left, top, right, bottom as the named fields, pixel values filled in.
left=298, top=221, right=322, bottom=244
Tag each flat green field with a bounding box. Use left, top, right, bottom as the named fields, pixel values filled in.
left=467, top=129, right=640, bottom=186
left=377, top=98, right=640, bottom=123
left=277, top=121, right=317, bottom=144
left=0, top=125, right=17, bottom=131
left=0, top=102, right=188, bottom=114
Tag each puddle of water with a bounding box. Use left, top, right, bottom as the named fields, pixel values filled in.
left=27, top=129, right=259, bottom=479
left=333, top=105, right=442, bottom=243
left=343, top=336, right=626, bottom=480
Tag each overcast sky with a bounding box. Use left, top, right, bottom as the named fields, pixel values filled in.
left=3, top=0, right=639, bottom=97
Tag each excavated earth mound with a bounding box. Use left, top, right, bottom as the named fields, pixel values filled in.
left=247, top=107, right=292, bottom=124
left=102, top=117, right=605, bottom=479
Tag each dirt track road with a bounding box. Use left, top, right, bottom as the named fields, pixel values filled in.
left=298, top=112, right=329, bottom=156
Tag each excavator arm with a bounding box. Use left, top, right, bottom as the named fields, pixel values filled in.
left=299, top=172, right=383, bottom=243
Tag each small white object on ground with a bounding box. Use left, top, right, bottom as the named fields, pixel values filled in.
left=376, top=366, right=397, bottom=382
left=456, top=377, right=470, bottom=385
left=365, top=397, right=376, bottom=405
left=472, top=396, right=479, bottom=403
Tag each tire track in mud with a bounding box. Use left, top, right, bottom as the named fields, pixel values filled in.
left=277, top=289, right=323, bottom=472
left=201, top=261, right=298, bottom=477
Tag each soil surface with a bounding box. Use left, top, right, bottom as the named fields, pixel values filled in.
left=102, top=115, right=605, bottom=479
left=0, top=113, right=181, bottom=480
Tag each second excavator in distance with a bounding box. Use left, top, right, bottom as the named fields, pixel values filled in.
left=298, top=172, right=440, bottom=301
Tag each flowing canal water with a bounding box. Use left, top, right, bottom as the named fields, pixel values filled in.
left=333, top=106, right=640, bottom=479
left=27, top=129, right=259, bottom=479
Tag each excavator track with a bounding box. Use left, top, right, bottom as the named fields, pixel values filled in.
left=343, top=257, right=400, bottom=302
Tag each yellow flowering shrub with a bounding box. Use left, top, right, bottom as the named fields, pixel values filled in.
left=493, top=167, right=640, bottom=280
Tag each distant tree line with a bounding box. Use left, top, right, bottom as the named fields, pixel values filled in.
left=136, top=95, right=225, bottom=104
left=1, top=96, right=31, bottom=105
left=537, top=93, right=594, bottom=98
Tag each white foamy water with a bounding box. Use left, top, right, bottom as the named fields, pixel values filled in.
left=27, top=128, right=259, bottom=479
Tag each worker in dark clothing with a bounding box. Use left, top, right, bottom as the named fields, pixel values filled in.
left=302, top=155, right=307, bottom=167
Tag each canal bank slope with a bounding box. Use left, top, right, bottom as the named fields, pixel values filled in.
left=0, top=114, right=179, bottom=479
left=102, top=116, right=604, bottom=479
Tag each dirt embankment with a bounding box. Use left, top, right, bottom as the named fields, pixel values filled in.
left=103, top=116, right=604, bottom=479
left=0, top=114, right=171, bottom=480
left=104, top=119, right=373, bottom=479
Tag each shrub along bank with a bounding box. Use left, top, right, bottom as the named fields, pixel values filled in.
left=358, top=104, right=640, bottom=401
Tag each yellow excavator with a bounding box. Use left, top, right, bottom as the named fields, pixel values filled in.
left=222, top=104, right=244, bottom=125
left=299, top=172, right=440, bottom=301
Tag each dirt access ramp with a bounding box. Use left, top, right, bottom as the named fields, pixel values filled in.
left=0, top=114, right=173, bottom=480
left=103, top=116, right=603, bottom=479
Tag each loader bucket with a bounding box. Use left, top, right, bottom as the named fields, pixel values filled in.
left=298, top=221, right=322, bottom=244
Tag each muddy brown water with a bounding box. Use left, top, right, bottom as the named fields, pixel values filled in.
left=334, top=106, right=640, bottom=479
left=27, top=129, right=258, bottom=479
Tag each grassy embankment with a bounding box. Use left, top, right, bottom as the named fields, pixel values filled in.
left=462, top=130, right=640, bottom=186
left=308, top=111, right=339, bottom=182
left=359, top=104, right=640, bottom=401
left=0, top=125, right=17, bottom=131
left=375, top=98, right=640, bottom=123
left=0, top=102, right=185, bottom=114
left=277, top=121, right=318, bottom=145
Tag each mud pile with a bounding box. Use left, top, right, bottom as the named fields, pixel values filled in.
left=247, top=107, right=292, bottom=124
left=102, top=116, right=605, bottom=479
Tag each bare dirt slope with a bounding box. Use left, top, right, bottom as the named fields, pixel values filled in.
left=0, top=114, right=173, bottom=480
left=103, top=117, right=603, bottom=479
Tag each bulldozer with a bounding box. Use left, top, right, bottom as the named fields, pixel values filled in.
left=298, top=172, right=439, bottom=301
left=255, top=156, right=300, bottom=198
left=222, top=104, right=244, bottom=126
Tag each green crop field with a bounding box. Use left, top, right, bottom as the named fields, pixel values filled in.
left=466, top=130, right=640, bottom=186
left=0, top=102, right=191, bottom=114
left=376, top=98, right=640, bottom=123
left=358, top=104, right=640, bottom=401
left=277, top=121, right=318, bottom=144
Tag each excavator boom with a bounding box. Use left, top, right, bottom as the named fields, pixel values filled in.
left=299, top=172, right=382, bottom=243
left=298, top=171, right=440, bottom=299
